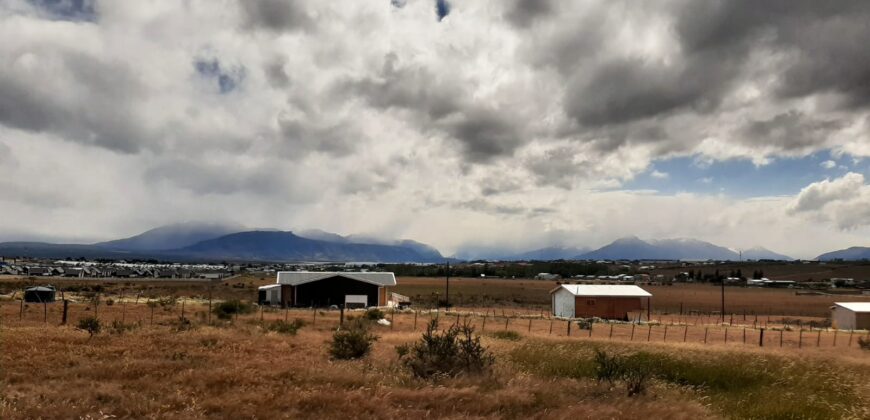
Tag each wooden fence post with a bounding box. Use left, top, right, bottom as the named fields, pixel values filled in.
left=848, top=330, right=854, bottom=347
left=43, top=301, right=47, bottom=323
left=759, top=328, right=764, bottom=347
left=528, top=318, right=532, bottom=333
left=414, top=310, right=418, bottom=330
left=704, top=327, right=708, bottom=344
left=61, top=300, right=69, bottom=325
left=150, top=302, right=155, bottom=326
left=742, top=327, right=746, bottom=344
left=391, top=310, right=395, bottom=330
left=504, top=316, right=509, bottom=330
left=780, top=329, right=783, bottom=347
left=798, top=329, right=803, bottom=348
left=630, top=324, right=636, bottom=341
left=313, top=307, right=317, bottom=325
left=683, top=325, right=688, bottom=342
left=549, top=319, right=553, bottom=335
left=609, top=324, right=614, bottom=340
left=19, top=298, right=24, bottom=320
left=567, top=320, right=571, bottom=336
left=647, top=325, right=652, bottom=342
left=816, top=330, right=821, bottom=347
left=663, top=325, right=668, bottom=342
left=833, top=330, right=838, bottom=347
left=589, top=323, right=593, bottom=338
left=724, top=327, right=728, bottom=344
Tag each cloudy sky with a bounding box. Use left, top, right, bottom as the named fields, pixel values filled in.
left=2, top=0, right=870, bottom=259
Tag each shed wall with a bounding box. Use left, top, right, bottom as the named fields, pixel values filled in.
left=833, top=308, right=856, bottom=330
left=552, top=288, right=575, bottom=318
left=574, top=296, right=642, bottom=320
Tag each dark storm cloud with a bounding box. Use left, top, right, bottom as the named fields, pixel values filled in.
left=564, top=56, right=727, bottom=127
left=504, top=0, right=552, bottom=28
left=239, top=0, right=313, bottom=32
left=346, top=54, right=523, bottom=162
left=562, top=0, right=870, bottom=130
left=675, top=1, right=870, bottom=108
left=740, top=111, right=842, bottom=150
left=0, top=51, right=147, bottom=153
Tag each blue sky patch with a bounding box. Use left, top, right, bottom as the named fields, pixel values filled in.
left=194, top=58, right=245, bottom=94
left=621, top=150, right=867, bottom=197
left=30, top=0, right=96, bottom=22
left=436, top=0, right=450, bottom=21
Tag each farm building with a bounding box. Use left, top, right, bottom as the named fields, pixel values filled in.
left=24, top=285, right=56, bottom=303
left=831, top=302, right=870, bottom=330
left=258, top=271, right=397, bottom=308
left=551, top=284, right=651, bottom=320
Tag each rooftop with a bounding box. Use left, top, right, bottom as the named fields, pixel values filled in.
left=552, top=284, right=652, bottom=297
left=276, top=271, right=396, bottom=287
left=834, top=302, right=870, bottom=312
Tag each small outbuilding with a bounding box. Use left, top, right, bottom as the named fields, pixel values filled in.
left=24, top=285, right=56, bottom=303
left=831, top=302, right=870, bottom=330
left=258, top=271, right=397, bottom=308
left=551, top=284, right=651, bottom=320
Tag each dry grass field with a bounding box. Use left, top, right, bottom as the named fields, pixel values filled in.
left=2, top=303, right=869, bottom=419
left=2, top=275, right=870, bottom=419
left=394, top=277, right=870, bottom=317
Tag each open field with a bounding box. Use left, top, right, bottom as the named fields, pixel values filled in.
left=2, top=301, right=870, bottom=419
left=394, top=277, right=870, bottom=317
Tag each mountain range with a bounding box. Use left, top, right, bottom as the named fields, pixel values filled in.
left=576, top=236, right=793, bottom=261
left=816, top=247, right=870, bottom=261
left=0, top=222, right=444, bottom=263
left=0, top=222, right=865, bottom=262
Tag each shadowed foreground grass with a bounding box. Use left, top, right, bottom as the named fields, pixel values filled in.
left=1, top=314, right=868, bottom=419
left=510, top=340, right=870, bottom=419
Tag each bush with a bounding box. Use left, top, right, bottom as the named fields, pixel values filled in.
left=77, top=316, right=101, bottom=338
left=858, top=337, right=870, bottom=351
left=329, top=319, right=378, bottom=359
left=212, top=300, right=253, bottom=320
left=267, top=319, right=305, bottom=335
left=104, top=298, right=114, bottom=306
left=173, top=316, right=194, bottom=332
left=593, top=349, right=657, bottom=396
left=490, top=330, right=522, bottom=341
left=398, top=319, right=494, bottom=379
left=364, top=308, right=385, bottom=321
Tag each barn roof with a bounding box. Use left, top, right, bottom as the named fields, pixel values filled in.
left=276, top=271, right=396, bottom=287
left=550, top=284, right=652, bottom=297
left=834, top=302, right=870, bottom=312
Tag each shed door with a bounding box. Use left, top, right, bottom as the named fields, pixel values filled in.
left=345, top=294, right=368, bottom=308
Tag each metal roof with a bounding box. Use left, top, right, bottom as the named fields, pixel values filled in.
left=551, top=284, right=652, bottom=297
left=833, top=302, right=870, bottom=312
left=276, top=271, right=396, bottom=287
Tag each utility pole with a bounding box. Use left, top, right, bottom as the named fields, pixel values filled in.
left=721, top=276, right=725, bottom=323
left=445, top=260, right=450, bottom=308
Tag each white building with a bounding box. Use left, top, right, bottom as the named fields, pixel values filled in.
left=551, top=284, right=651, bottom=320
left=831, top=302, right=870, bottom=330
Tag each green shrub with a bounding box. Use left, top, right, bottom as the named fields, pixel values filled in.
left=329, top=319, right=378, bottom=359
left=398, top=319, right=494, bottom=379
left=267, top=319, right=305, bottom=335
left=212, top=300, right=253, bottom=320
left=77, top=316, right=101, bottom=338
left=364, top=308, right=385, bottom=321
left=490, top=330, right=522, bottom=341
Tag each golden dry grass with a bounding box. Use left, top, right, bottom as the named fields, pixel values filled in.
left=2, top=300, right=869, bottom=419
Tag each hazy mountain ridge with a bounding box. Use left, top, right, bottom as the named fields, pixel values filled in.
left=817, top=246, right=870, bottom=261
left=578, top=237, right=793, bottom=261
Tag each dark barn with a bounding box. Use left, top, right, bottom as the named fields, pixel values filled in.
left=259, top=272, right=396, bottom=308
left=24, top=286, right=56, bottom=303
